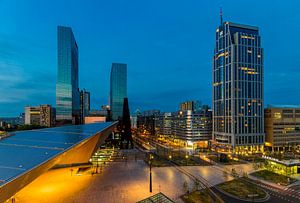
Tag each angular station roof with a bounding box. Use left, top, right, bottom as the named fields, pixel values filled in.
left=0, top=122, right=114, bottom=187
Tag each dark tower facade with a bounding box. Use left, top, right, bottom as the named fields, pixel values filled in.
left=213, top=20, right=264, bottom=153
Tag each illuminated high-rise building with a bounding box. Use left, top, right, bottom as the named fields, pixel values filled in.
left=56, top=26, right=80, bottom=124
left=110, top=63, right=127, bottom=120
left=212, top=18, right=264, bottom=153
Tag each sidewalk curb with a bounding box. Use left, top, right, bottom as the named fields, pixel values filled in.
left=248, top=175, right=285, bottom=190
left=215, top=186, right=270, bottom=202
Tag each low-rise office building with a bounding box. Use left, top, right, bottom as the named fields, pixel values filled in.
left=154, top=103, right=212, bottom=148
left=84, top=109, right=111, bottom=124
left=157, top=112, right=172, bottom=137
left=25, top=106, right=41, bottom=125
left=40, top=105, right=56, bottom=127
left=25, top=105, right=55, bottom=127
left=171, top=107, right=212, bottom=148
left=265, top=107, right=300, bottom=152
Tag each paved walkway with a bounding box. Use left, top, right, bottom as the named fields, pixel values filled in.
left=12, top=150, right=259, bottom=203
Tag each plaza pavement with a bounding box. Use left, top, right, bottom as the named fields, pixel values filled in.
left=13, top=156, right=256, bottom=203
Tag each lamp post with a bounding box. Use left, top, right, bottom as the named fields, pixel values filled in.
left=185, top=154, right=189, bottom=166
left=149, top=153, right=153, bottom=193
left=96, top=159, right=99, bottom=173
left=98, top=158, right=102, bottom=173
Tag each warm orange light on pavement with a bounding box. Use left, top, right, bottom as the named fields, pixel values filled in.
left=13, top=167, right=93, bottom=203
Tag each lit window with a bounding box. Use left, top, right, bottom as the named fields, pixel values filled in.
left=218, top=53, right=225, bottom=58
left=241, top=36, right=255, bottom=40
left=274, top=112, right=281, bottom=119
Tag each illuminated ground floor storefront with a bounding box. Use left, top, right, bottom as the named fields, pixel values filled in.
left=263, top=156, right=300, bottom=175
left=264, top=143, right=300, bottom=153
left=210, top=142, right=264, bottom=154
left=175, top=139, right=209, bottom=149
left=235, top=145, right=264, bottom=154
left=157, top=134, right=210, bottom=150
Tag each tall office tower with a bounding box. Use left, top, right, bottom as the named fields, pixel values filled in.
left=80, top=89, right=90, bottom=123
left=212, top=18, right=264, bottom=153
left=110, top=63, right=127, bottom=120
left=56, top=26, right=80, bottom=124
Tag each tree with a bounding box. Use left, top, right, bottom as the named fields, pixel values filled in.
left=183, top=181, right=189, bottom=194
left=193, top=180, right=200, bottom=191
left=223, top=170, right=228, bottom=181
left=231, top=168, right=238, bottom=178
left=219, top=153, right=229, bottom=163
left=122, top=98, right=134, bottom=149
left=253, top=163, right=259, bottom=170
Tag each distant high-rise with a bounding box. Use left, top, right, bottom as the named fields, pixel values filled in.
left=110, top=63, right=127, bottom=120
left=212, top=20, right=264, bottom=153
left=180, top=100, right=202, bottom=111
left=80, top=89, right=90, bottom=123
left=56, top=26, right=80, bottom=124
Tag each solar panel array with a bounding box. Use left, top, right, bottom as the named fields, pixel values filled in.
left=0, top=122, right=113, bottom=186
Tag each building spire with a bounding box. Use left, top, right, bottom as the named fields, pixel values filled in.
left=220, top=7, right=223, bottom=25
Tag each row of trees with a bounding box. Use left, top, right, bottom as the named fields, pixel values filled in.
left=0, top=124, right=45, bottom=132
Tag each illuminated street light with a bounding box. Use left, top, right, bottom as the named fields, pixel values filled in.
left=149, top=153, right=153, bottom=193
left=185, top=155, right=188, bottom=166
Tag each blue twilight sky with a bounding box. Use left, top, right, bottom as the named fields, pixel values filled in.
left=0, top=0, right=299, bottom=117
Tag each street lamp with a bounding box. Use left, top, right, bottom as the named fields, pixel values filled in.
left=98, top=158, right=102, bottom=173
left=149, top=153, right=153, bottom=193
left=185, top=154, right=189, bottom=166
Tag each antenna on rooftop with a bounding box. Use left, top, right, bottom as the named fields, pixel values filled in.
left=220, top=7, right=223, bottom=25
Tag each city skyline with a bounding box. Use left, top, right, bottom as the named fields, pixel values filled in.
left=1, top=0, right=300, bottom=117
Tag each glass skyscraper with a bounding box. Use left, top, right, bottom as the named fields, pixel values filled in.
left=110, top=63, right=127, bottom=121
left=56, top=26, right=80, bottom=124
left=212, top=21, right=264, bottom=153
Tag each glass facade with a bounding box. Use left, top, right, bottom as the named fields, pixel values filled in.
left=213, top=22, right=264, bottom=150
left=80, top=89, right=90, bottom=124
left=110, top=63, right=127, bottom=120
left=56, top=26, right=80, bottom=123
